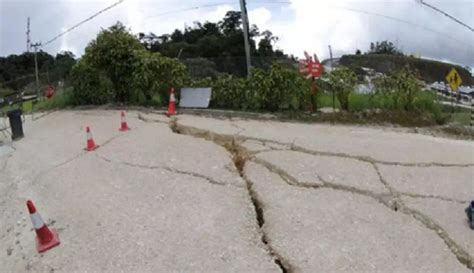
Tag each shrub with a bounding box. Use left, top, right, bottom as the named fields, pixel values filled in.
left=71, top=22, right=185, bottom=106
left=327, top=67, right=357, bottom=111
left=373, top=67, right=422, bottom=111
left=208, top=64, right=310, bottom=111
left=35, top=89, right=74, bottom=111
left=71, top=60, right=113, bottom=105
left=83, top=22, right=143, bottom=102
left=131, top=50, right=186, bottom=105
left=210, top=75, right=247, bottom=109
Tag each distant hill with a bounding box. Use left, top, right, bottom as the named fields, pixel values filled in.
left=337, top=54, right=473, bottom=86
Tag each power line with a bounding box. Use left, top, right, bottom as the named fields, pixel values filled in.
left=249, top=1, right=471, bottom=46
left=335, top=6, right=471, bottom=46
left=41, top=0, right=125, bottom=47
left=416, top=0, right=473, bottom=32
left=144, top=1, right=468, bottom=45
left=145, top=2, right=234, bottom=19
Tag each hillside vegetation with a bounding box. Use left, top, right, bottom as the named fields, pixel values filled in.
left=340, top=54, right=473, bottom=86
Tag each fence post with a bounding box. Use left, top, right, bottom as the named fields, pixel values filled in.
left=471, top=96, right=473, bottom=129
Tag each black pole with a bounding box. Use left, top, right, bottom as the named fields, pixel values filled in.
left=328, top=45, right=335, bottom=111
left=332, top=88, right=335, bottom=111
left=312, top=77, right=317, bottom=113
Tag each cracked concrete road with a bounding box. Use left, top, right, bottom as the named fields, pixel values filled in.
left=1, top=110, right=473, bottom=272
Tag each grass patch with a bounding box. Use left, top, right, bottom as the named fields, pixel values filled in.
left=449, top=112, right=470, bottom=125
left=277, top=110, right=440, bottom=127
left=318, top=92, right=340, bottom=109
left=1, top=100, right=33, bottom=114
left=34, top=90, right=74, bottom=111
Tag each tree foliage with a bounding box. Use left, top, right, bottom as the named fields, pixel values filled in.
left=327, top=67, right=358, bottom=111
left=72, top=22, right=185, bottom=105
left=130, top=50, right=186, bottom=103
left=187, top=64, right=310, bottom=111
left=138, top=11, right=288, bottom=77
left=71, top=60, right=113, bottom=105
left=0, top=51, right=76, bottom=91
left=368, top=40, right=402, bottom=55
left=373, top=67, right=422, bottom=111
left=83, top=23, right=143, bottom=102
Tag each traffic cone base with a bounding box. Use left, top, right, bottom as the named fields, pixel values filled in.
left=36, top=228, right=60, bottom=253
left=119, top=126, right=130, bottom=132
left=84, top=144, right=99, bottom=151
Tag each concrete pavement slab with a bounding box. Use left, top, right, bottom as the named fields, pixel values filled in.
left=1, top=153, right=278, bottom=272
left=244, top=161, right=469, bottom=272
left=255, top=150, right=389, bottom=194
left=5, top=110, right=127, bottom=184
left=241, top=140, right=271, bottom=153
left=2, top=110, right=472, bottom=272
left=177, top=115, right=474, bottom=165
left=97, top=121, right=244, bottom=187
left=137, top=112, right=170, bottom=124
left=402, top=196, right=474, bottom=259
left=378, top=164, right=474, bottom=201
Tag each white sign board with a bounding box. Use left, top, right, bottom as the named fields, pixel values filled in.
left=179, top=88, right=212, bottom=108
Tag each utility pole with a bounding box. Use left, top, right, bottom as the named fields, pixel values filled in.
left=31, top=42, right=42, bottom=100
left=239, top=0, right=252, bottom=78
left=26, top=17, right=31, bottom=52
left=328, top=45, right=335, bottom=111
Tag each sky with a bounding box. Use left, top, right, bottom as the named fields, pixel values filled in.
left=0, top=0, right=473, bottom=68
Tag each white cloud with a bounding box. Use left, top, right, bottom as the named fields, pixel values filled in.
left=248, top=7, right=272, bottom=29
left=257, top=0, right=473, bottom=64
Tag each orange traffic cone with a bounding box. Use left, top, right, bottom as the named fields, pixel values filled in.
left=27, top=200, right=60, bottom=253
left=85, top=126, right=98, bottom=151
left=119, top=111, right=130, bottom=131
left=166, top=87, right=177, bottom=116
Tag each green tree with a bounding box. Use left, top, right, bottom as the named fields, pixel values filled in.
left=53, top=51, right=76, bottom=80
left=368, top=40, right=402, bottom=55
left=71, top=22, right=185, bottom=105
left=0, top=51, right=74, bottom=91
left=137, top=11, right=292, bottom=77
left=71, top=60, right=112, bottom=105
left=131, top=50, right=186, bottom=103
left=83, top=22, right=143, bottom=102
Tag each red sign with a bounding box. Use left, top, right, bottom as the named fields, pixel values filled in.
left=46, top=85, right=54, bottom=99
left=299, top=51, right=323, bottom=78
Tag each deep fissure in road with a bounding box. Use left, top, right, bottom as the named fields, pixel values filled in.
left=169, top=119, right=292, bottom=273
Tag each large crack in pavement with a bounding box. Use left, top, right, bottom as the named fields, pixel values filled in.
left=94, top=153, right=242, bottom=188
left=173, top=121, right=473, bottom=168
left=284, top=145, right=474, bottom=168
left=169, top=118, right=293, bottom=273
left=254, top=152, right=473, bottom=270
left=137, top=113, right=169, bottom=125
left=399, top=192, right=468, bottom=204
left=29, top=133, right=126, bottom=186
left=170, top=117, right=473, bottom=270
